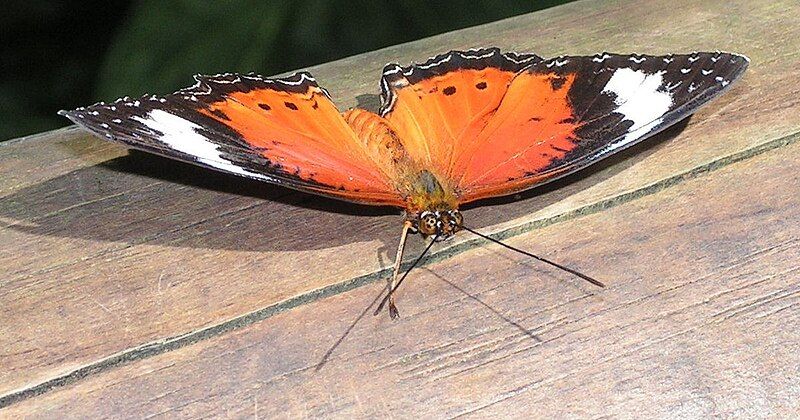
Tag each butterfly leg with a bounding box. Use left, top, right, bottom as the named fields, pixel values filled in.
left=387, top=220, right=413, bottom=319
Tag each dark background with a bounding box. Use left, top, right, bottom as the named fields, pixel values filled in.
left=1, top=0, right=571, bottom=142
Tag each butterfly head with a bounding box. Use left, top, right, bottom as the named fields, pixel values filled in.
left=415, top=209, right=463, bottom=239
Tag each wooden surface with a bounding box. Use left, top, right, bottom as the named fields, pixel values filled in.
left=1, top=0, right=799, bottom=417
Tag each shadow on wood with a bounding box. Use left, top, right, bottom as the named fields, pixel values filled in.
left=0, top=118, right=687, bottom=254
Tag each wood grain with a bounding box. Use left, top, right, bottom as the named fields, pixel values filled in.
left=4, top=126, right=799, bottom=418
left=1, top=0, right=799, bottom=414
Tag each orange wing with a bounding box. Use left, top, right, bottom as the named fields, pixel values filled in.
left=451, top=71, right=580, bottom=192
left=60, top=72, right=406, bottom=206
left=379, top=48, right=541, bottom=183
left=62, top=51, right=749, bottom=211
left=453, top=52, right=749, bottom=203
left=380, top=50, right=748, bottom=205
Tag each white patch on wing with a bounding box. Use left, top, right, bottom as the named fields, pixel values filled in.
left=133, top=109, right=269, bottom=180
left=601, top=68, right=673, bottom=151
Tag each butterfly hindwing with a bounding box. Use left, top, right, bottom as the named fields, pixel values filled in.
left=61, top=72, right=406, bottom=206
left=379, top=48, right=541, bottom=179
left=454, top=52, right=749, bottom=202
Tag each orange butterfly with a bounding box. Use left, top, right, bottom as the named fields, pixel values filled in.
left=61, top=48, right=748, bottom=318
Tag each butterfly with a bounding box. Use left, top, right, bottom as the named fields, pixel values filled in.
left=60, top=48, right=748, bottom=318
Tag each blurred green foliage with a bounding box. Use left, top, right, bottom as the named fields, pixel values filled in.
left=1, top=0, right=131, bottom=141
left=3, top=0, right=571, bottom=141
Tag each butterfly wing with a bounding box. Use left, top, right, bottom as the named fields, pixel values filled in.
left=60, top=72, right=406, bottom=206
left=379, top=48, right=541, bottom=180
left=451, top=52, right=749, bottom=203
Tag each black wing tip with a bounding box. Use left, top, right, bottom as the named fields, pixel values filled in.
left=57, top=107, right=91, bottom=124
left=728, top=52, right=750, bottom=71
left=727, top=52, right=750, bottom=81
left=730, top=52, right=750, bottom=63
left=58, top=109, right=82, bottom=127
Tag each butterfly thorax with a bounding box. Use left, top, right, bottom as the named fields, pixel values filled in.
left=403, top=169, right=455, bottom=208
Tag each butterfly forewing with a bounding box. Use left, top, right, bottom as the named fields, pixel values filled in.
left=454, top=52, right=749, bottom=203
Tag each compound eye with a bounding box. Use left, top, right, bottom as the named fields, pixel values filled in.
left=451, top=211, right=463, bottom=227
left=420, top=214, right=437, bottom=235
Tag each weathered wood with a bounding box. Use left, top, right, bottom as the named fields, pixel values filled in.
left=4, top=133, right=799, bottom=418
left=1, top=0, right=799, bottom=414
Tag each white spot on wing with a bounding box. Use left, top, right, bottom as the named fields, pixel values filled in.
left=502, top=52, right=535, bottom=64
left=276, top=72, right=315, bottom=86
left=418, top=55, right=451, bottom=69
left=593, top=53, right=611, bottom=63
left=383, top=66, right=401, bottom=75
left=132, top=109, right=269, bottom=180
left=601, top=68, right=673, bottom=149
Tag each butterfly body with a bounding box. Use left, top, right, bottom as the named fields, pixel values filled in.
left=61, top=47, right=748, bottom=317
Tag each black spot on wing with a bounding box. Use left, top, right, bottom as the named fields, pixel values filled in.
left=550, top=76, right=567, bottom=90
left=443, top=86, right=456, bottom=95
left=379, top=47, right=542, bottom=115
left=475, top=81, right=488, bottom=90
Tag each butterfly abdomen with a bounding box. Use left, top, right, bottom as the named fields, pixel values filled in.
left=343, top=108, right=455, bottom=210
left=343, top=108, right=408, bottom=164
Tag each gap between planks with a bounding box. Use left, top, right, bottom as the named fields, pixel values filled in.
left=1, top=128, right=798, bottom=409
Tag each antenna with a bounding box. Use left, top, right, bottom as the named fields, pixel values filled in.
left=374, top=234, right=439, bottom=317
left=461, top=225, right=604, bottom=288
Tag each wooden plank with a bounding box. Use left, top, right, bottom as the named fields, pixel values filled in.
left=1, top=0, right=799, bottom=406
left=0, top=127, right=123, bottom=195
left=4, top=127, right=798, bottom=418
